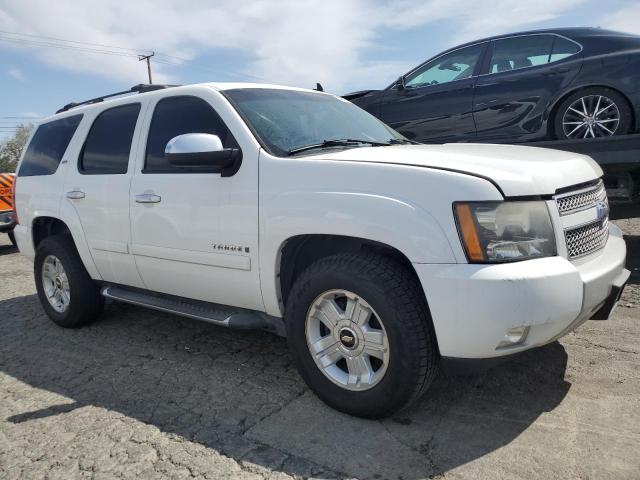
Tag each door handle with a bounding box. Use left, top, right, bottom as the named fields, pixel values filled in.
left=66, top=190, right=85, bottom=200
left=135, top=193, right=161, bottom=204
left=544, top=67, right=570, bottom=76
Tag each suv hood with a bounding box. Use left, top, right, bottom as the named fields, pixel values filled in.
left=314, top=143, right=602, bottom=197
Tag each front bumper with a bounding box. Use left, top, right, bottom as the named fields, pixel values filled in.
left=0, top=210, right=15, bottom=233
left=415, top=223, right=629, bottom=359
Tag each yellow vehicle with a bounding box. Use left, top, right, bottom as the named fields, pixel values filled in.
left=0, top=173, right=16, bottom=246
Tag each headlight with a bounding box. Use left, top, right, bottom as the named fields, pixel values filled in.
left=454, top=201, right=556, bottom=263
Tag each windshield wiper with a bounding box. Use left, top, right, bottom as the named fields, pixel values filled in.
left=287, top=138, right=391, bottom=155
left=389, top=138, right=420, bottom=145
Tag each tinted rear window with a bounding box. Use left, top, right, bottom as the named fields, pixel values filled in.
left=80, top=103, right=141, bottom=174
left=18, top=115, right=83, bottom=177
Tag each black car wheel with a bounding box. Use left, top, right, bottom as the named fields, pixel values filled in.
left=554, top=88, right=632, bottom=140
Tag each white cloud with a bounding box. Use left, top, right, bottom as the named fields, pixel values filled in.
left=0, top=0, right=586, bottom=93
left=18, top=111, right=42, bottom=118
left=7, top=66, right=24, bottom=80
left=602, top=2, right=640, bottom=35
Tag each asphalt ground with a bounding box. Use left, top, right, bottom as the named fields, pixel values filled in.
left=0, top=206, right=638, bottom=479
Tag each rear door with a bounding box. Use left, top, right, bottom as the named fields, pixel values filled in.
left=473, top=34, right=583, bottom=142
left=128, top=90, right=263, bottom=311
left=378, top=42, right=487, bottom=142
left=63, top=102, right=145, bottom=287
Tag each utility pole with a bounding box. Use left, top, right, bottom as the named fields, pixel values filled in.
left=138, top=52, right=155, bottom=84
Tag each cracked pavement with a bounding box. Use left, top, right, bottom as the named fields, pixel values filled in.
left=0, top=208, right=639, bottom=479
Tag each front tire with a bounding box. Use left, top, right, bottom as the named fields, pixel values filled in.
left=554, top=87, right=632, bottom=139
left=286, top=253, right=439, bottom=418
left=34, top=235, right=104, bottom=328
left=8, top=230, right=16, bottom=247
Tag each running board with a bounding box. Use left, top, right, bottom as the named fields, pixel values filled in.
left=101, top=285, right=284, bottom=335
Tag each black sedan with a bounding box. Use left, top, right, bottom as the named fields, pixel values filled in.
left=346, top=28, right=640, bottom=143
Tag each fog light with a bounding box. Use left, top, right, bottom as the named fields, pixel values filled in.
left=496, top=326, right=530, bottom=349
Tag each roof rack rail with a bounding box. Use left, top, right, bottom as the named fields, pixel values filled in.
left=56, top=84, right=178, bottom=114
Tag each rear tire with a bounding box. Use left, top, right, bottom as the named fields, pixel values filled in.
left=8, top=230, right=16, bottom=247
left=285, top=252, right=439, bottom=418
left=554, top=87, right=632, bottom=139
left=34, top=235, right=104, bottom=328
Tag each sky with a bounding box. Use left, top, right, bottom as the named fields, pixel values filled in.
left=1, top=0, right=640, bottom=139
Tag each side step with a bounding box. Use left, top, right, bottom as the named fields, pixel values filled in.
left=101, top=285, right=284, bottom=335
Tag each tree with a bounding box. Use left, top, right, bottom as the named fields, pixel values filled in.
left=0, top=124, right=33, bottom=173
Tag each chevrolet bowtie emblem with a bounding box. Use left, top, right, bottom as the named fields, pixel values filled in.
left=596, top=201, right=609, bottom=222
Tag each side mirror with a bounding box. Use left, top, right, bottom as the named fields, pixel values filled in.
left=165, top=133, right=242, bottom=175
left=396, top=76, right=406, bottom=90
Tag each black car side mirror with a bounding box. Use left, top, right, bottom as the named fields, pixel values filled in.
left=396, top=76, right=406, bottom=90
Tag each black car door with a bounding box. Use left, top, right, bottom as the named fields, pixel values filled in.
left=473, top=34, right=583, bottom=142
left=377, top=42, right=487, bottom=143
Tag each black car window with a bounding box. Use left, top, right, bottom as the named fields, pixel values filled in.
left=405, top=43, right=485, bottom=88
left=144, top=96, right=237, bottom=173
left=80, top=103, right=141, bottom=174
left=18, top=115, right=83, bottom=177
left=489, top=34, right=555, bottom=73
left=550, top=36, right=581, bottom=62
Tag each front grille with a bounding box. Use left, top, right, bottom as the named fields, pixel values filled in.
left=555, top=180, right=606, bottom=215
left=565, top=218, right=609, bottom=259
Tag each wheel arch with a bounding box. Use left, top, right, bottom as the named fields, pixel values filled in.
left=30, top=214, right=102, bottom=280
left=548, top=84, right=635, bottom=138
left=276, top=234, right=426, bottom=313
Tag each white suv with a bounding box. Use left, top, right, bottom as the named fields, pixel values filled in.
left=13, top=83, right=629, bottom=418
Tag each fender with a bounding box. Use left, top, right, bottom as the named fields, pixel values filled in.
left=260, top=192, right=460, bottom=317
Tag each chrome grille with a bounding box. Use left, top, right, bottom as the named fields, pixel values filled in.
left=565, top=218, right=609, bottom=259
left=555, top=180, right=606, bottom=215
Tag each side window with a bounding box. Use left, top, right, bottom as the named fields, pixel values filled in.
left=489, top=35, right=554, bottom=73
left=550, top=37, right=581, bottom=62
left=144, top=96, right=237, bottom=173
left=405, top=43, right=485, bottom=89
left=18, top=115, right=83, bottom=177
left=79, top=103, right=141, bottom=175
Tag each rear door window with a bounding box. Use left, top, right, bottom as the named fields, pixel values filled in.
left=18, top=114, right=83, bottom=177
left=489, top=34, right=555, bottom=73
left=80, top=103, right=141, bottom=174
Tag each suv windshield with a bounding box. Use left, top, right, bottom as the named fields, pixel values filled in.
left=223, top=88, right=406, bottom=156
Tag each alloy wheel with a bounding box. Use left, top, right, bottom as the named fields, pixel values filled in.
left=41, top=254, right=71, bottom=313
left=562, top=95, right=620, bottom=139
left=305, top=289, right=389, bottom=391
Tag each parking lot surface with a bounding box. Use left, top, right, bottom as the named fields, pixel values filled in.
left=1, top=209, right=639, bottom=480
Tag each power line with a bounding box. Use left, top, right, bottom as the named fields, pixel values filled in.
left=0, top=29, right=273, bottom=83
left=0, top=35, right=140, bottom=58
left=0, top=30, right=151, bottom=54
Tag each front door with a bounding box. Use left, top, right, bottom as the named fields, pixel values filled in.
left=379, top=42, right=487, bottom=143
left=129, top=91, right=263, bottom=311
left=63, top=102, right=145, bottom=287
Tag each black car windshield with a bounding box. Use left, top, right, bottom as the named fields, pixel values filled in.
left=223, top=88, right=406, bottom=156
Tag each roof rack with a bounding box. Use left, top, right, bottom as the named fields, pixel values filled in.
left=56, top=84, right=177, bottom=114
